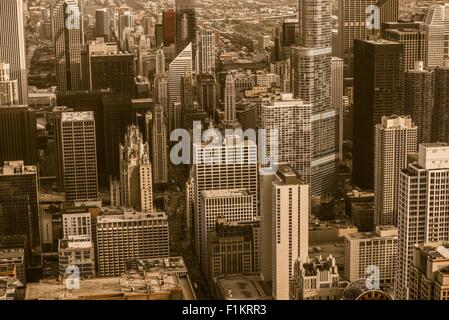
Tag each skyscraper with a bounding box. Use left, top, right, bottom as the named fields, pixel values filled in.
left=331, top=57, right=344, bottom=163
left=58, top=111, right=98, bottom=202
left=163, top=10, right=176, bottom=46
left=374, top=116, right=417, bottom=227
left=192, top=136, right=258, bottom=264
left=156, top=47, right=165, bottom=76
left=223, top=72, right=238, bottom=128
left=404, top=62, right=434, bottom=144
left=291, top=0, right=337, bottom=199
left=176, top=0, right=196, bottom=54
left=119, top=125, right=153, bottom=213
left=271, top=164, right=309, bottom=300
left=95, top=8, right=110, bottom=40
left=352, top=39, right=403, bottom=190
left=96, top=208, right=169, bottom=277
left=384, top=27, right=427, bottom=72
left=0, top=62, right=19, bottom=106
left=422, top=4, right=449, bottom=68
left=53, top=0, right=83, bottom=91
left=0, top=106, right=37, bottom=166
left=0, top=0, right=28, bottom=105
left=0, top=161, right=39, bottom=265
left=260, top=94, right=311, bottom=182
left=147, top=106, right=169, bottom=185
left=198, top=25, right=216, bottom=75
left=338, top=0, right=399, bottom=77
left=396, top=143, right=449, bottom=300
left=196, top=74, right=217, bottom=120
left=432, top=58, right=449, bottom=142
left=169, top=42, right=192, bottom=131
left=200, top=189, right=255, bottom=271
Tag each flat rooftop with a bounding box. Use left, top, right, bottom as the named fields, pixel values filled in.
left=215, top=274, right=272, bottom=300
left=201, top=189, right=251, bottom=198
left=61, top=111, right=94, bottom=122
left=0, top=161, right=36, bottom=176
left=26, top=257, right=195, bottom=300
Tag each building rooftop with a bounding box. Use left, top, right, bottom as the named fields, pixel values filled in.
left=215, top=274, right=272, bottom=300
left=0, top=161, right=36, bottom=176
left=25, top=257, right=195, bottom=300
left=345, top=226, right=398, bottom=241
left=419, top=243, right=449, bottom=260
left=201, top=189, right=251, bottom=198
left=97, top=208, right=167, bottom=223
left=61, top=111, right=94, bottom=122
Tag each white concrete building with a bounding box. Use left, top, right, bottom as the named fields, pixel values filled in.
left=344, top=225, right=398, bottom=284
left=271, top=164, right=309, bottom=300
left=0, top=62, right=19, bottom=106
left=96, top=208, right=169, bottom=277
left=396, top=143, right=449, bottom=299
left=374, top=115, right=417, bottom=226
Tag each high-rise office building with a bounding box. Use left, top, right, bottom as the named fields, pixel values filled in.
left=200, top=189, right=255, bottom=271
left=338, top=0, right=399, bottom=77
left=271, top=164, right=309, bottom=300
left=156, top=47, right=165, bottom=76
left=181, top=70, right=195, bottom=129
left=374, top=115, right=417, bottom=226
left=146, top=106, right=168, bottom=185
left=0, top=106, right=37, bottom=166
left=384, top=27, right=427, bottom=72
left=169, top=43, right=192, bottom=131
left=396, top=144, right=449, bottom=300
left=344, top=226, right=398, bottom=284
left=353, top=39, right=403, bottom=190
left=96, top=208, right=169, bottom=277
left=0, top=161, right=39, bottom=264
left=198, top=25, right=216, bottom=75
left=58, top=111, right=98, bottom=202
left=422, top=4, right=449, bottom=68
left=95, top=8, right=110, bottom=40
left=163, top=10, right=176, bottom=46
left=260, top=94, right=312, bottom=183
left=155, top=74, right=169, bottom=118
left=432, top=58, right=449, bottom=142
left=196, top=74, right=217, bottom=120
left=292, top=0, right=337, bottom=199
left=409, top=242, right=449, bottom=300
left=118, top=125, right=153, bottom=213
left=331, top=57, right=344, bottom=163
left=223, top=72, right=238, bottom=128
left=176, top=0, right=196, bottom=54
left=86, top=51, right=135, bottom=96
left=404, top=62, right=434, bottom=144
left=192, top=136, right=258, bottom=264
left=0, top=0, right=28, bottom=105
left=0, top=62, right=19, bottom=106
left=207, top=218, right=260, bottom=280
left=53, top=0, right=83, bottom=91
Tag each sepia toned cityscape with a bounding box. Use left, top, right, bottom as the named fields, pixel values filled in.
left=1, top=0, right=449, bottom=303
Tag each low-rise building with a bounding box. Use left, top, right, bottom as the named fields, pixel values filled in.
left=291, top=255, right=348, bottom=300
left=409, top=243, right=449, bottom=300
left=344, top=226, right=398, bottom=284
left=58, top=239, right=96, bottom=279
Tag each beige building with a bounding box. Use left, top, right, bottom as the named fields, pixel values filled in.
left=396, top=144, right=449, bottom=299
left=374, top=115, right=417, bottom=226
left=291, top=255, right=347, bottom=300
left=409, top=243, right=449, bottom=300
left=207, top=218, right=260, bottom=280
left=116, top=125, right=153, bottom=213
left=271, top=164, right=309, bottom=300
left=96, top=207, right=169, bottom=277
left=200, top=189, right=255, bottom=271
left=58, top=239, right=96, bottom=279
left=0, top=62, right=19, bottom=106
left=344, top=226, right=398, bottom=285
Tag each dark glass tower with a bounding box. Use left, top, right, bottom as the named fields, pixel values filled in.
left=352, top=38, right=403, bottom=190
left=0, top=106, right=37, bottom=165
left=176, top=0, right=196, bottom=54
